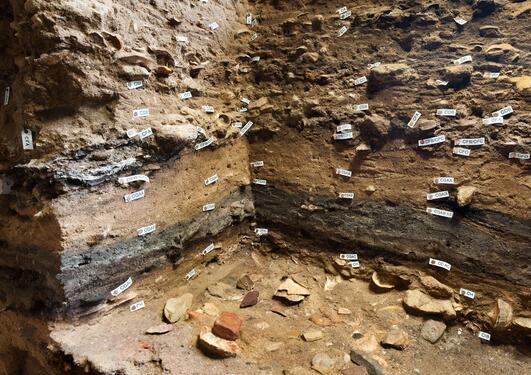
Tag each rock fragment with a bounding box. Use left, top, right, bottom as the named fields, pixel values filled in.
left=444, top=65, right=472, bottom=89
left=371, top=272, right=396, bottom=291
left=420, top=320, right=446, bottom=343
left=457, top=186, right=477, bottom=207
left=350, top=349, right=389, bottom=375
left=164, top=293, right=193, bottom=323
left=275, top=278, right=310, bottom=304
left=380, top=325, right=408, bottom=350
left=342, top=365, right=369, bottom=375
left=240, top=291, right=259, bottom=308
left=479, top=25, right=501, bottom=38
left=198, top=326, right=241, bottom=358
left=419, top=276, right=453, bottom=299
left=312, top=15, right=324, bottom=31
left=236, top=274, right=255, bottom=290
left=212, top=312, right=242, bottom=341
left=368, top=63, right=416, bottom=92
left=145, top=324, right=174, bottom=335
left=491, top=298, right=513, bottom=329
left=303, top=330, right=323, bottom=342
left=312, top=352, right=337, bottom=375
left=284, top=367, right=314, bottom=375
left=513, top=317, right=531, bottom=332
left=403, top=290, right=456, bottom=319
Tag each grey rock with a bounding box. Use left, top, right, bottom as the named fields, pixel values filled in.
left=479, top=25, right=501, bottom=38
left=368, top=63, right=416, bottom=92
left=350, top=349, right=390, bottom=375
left=311, top=352, right=336, bottom=375
left=380, top=325, right=408, bottom=350
left=444, top=65, right=473, bottom=89
left=403, top=290, right=456, bottom=319
left=420, top=320, right=446, bottom=343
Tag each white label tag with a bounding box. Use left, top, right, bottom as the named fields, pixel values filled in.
left=130, top=300, right=145, bottom=312
left=133, top=108, right=150, bottom=118
left=110, top=277, right=133, bottom=297
left=340, top=254, right=358, bottom=260
left=354, top=76, right=367, bottom=85
left=124, top=189, right=145, bottom=203
left=239, top=121, right=254, bottom=136
left=339, top=192, right=354, bottom=199
left=209, top=22, right=219, bottom=30
left=429, top=258, right=452, bottom=270
left=436, top=109, right=456, bottom=116
left=334, top=132, right=353, bottom=140
left=196, top=126, right=206, bottom=135
left=3, top=87, right=10, bottom=106
left=239, top=107, right=248, bottom=113
left=491, top=106, right=513, bottom=117
left=202, top=105, right=215, bottom=113
left=433, top=177, right=455, bottom=185
left=336, top=168, right=352, bottom=178
left=353, top=103, right=369, bottom=111
left=138, top=128, right=153, bottom=140
left=179, top=91, right=192, bottom=100
left=195, top=138, right=214, bottom=151
left=482, top=116, right=503, bottom=126
left=203, top=203, right=216, bottom=212
left=350, top=261, right=360, bottom=268
left=453, top=55, right=472, bottom=65
left=407, top=111, right=422, bottom=128
left=427, top=191, right=449, bottom=200
left=205, top=174, right=219, bottom=186
left=337, top=123, right=352, bottom=133
left=127, top=81, right=143, bottom=90
left=251, top=33, right=258, bottom=41
left=337, top=7, right=348, bottom=14
left=338, top=26, right=349, bottom=37
left=232, top=122, right=243, bottom=128
left=478, top=331, right=491, bottom=341
left=185, top=269, right=197, bottom=281
left=255, top=228, right=268, bottom=236
left=367, top=62, right=381, bottom=70
left=418, top=135, right=445, bottom=147
left=246, top=14, right=253, bottom=25
left=483, top=72, right=500, bottom=79
left=509, top=152, right=530, bottom=160
left=127, top=129, right=138, bottom=138
left=435, top=80, right=449, bottom=86
left=176, top=35, right=189, bottom=43
left=426, top=207, right=454, bottom=219
left=250, top=160, right=264, bottom=167
left=241, top=97, right=250, bottom=105
left=455, top=137, right=485, bottom=146
left=340, top=10, right=352, bottom=19
left=21, top=129, right=34, bottom=150
left=137, top=224, right=156, bottom=236
left=202, top=243, right=215, bottom=256
left=119, top=175, right=150, bottom=184
left=253, top=178, right=267, bottom=186
left=454, top=17, right=467, bottom=26
left=251, top=56, right=261, bottom=62
left=459, top=288, right=475, bottom=299
left=453, top=147, right=471, bottom=157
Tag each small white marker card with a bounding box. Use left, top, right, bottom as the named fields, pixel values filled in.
left=367, top=62, right=381, bottom=70
left=21, top=129, right=34, bottom=150
left=459, top=288, right=475, bottom=299
left=251, top=33, right=258, bottom=41
left=509, top=152, right=530, bottom=160
left=137, top=224, right=156, bottom=236
left=334, top=132, right=353, bottom=140
left=201, top=243, right=215, bottom=256
left=337, top=6, right=348, bottom=14
left=426, top=191, right=449, bottom=200
left=203, top=203, right=216, bottom=212
left=250, top=160, right=264, bottom=167
left=453, top=147, right=471, bottom=157
left=435, top=80, right=449, bottom=86
left=195, top=138, right=214, bottom=151
left=124, top=189, right=145, bottom=203
left=354, top=76, right=367, bottom=85
left=239, top=121, right=253, bottom=136
left=454, top=17, right=467, bottom=26
left=436, top=108, right=456, bottom=117
left=133, top=108, right=149, bottom=118
left=251, top=56, right=260, bottom=62
left=127, top=129, right=138, bottom=138
left=340, top=254, right=358, bottom=260
left=246, top=14, right=253, bottom=25
left=241, top=97, right=250, bottom=105
left=338, top=26, right=349, bottom=37
left=127, top=81, right=143, bottom=90
left=418, top=135, right=445, bottom=147
left=339, top=192, right=354, bottom=199
left=340, top=10, right=352, bottom=19
left=482, top=116, right=503, bottom=126
left=350, top=261, right=360, bottom=268
left=492, top=106, right=513, bottom=117
left=353, top=103, right=369, bottom=111
left=232, top=122, right=243, bottom=128
left=253, top=178, right=267, bottom=186
left=433, top=177, right=455, bottom=185
left=336, top=168, right=352, bottom=178
left=119, top=175, right=150, bottom=184
left=179, top=91, right=192, bottom=100
left=453, top=55, right=472, bottom=65
left=483, top=72, right=500, bottom=79
left=426, top=207, right=454, bottom=219
left=130, top=300, right=145, bottom=312
left=209, top=22, right=219, bottom=30
left=176, top=35, right=189, bottom=43
left=337, top=123, right=352, bottom=132
left=478, top=331, right=491, bottom=341
left=3, top=87, right=10, bottom=106
left=138, top=128, right=153, bottom=140
left=239, top=107, right=248, bottom=113
left=185, top=269, right=197, bottom=281
left=110, top=277, right=133, bottom=297
left=429, top=258, right=452, bottom=271
left=407, top=111, right=422, bottom=128
left=205, top=174, right=218, bottom=186
left=255, top=228, right=268, bottom=236
left=455, top=137, right=485, bottom=146
left=202, top=105, right=215, bottom=113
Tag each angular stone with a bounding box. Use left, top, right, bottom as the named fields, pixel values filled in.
left=419, top=276, right=453, bottom=299
left=198, top=326, right=241, bottom=358
left=479, top=25, right=501, bottom=38
left=485, top=43, right=521, bottom=64
left=493, top=298, right=513, bottom=329
left=302, top=329, right=323, bottom=342
left=403, top=290, right=456, bottom=319
left=120, top=64, right=150, bottom=79
left=300, top=52, right=320, bottom=63
left=368, top=63, right=416, bottom=92
left=236, top=274, right=254, bottom=290
left=444, top=65, right=472, bottom=89
left=420, top=319, right=446, bottom=343
left=422, top=34, right=443, bottom=50
left=265, top=341, right=284, bottom=352
left=212, top=312, right=242, bottom=341
left=360, top=114, right=392, bottom=137
left=371, top=272, right=396, bottom=291
left=240, top=291, right=259, bottom=308
left=202, top=302, right=220, bottom=317
left=164, top=293, right=193, bottom=323
left=276, top=278, right=311, bottom=296
left=350, top=349, right=390, bottom=375
left=380, top=325, right=408, bottom=350
left=207, top=282, right=232, bottom=299
left=145, top=324, right=174, bottom=335
left=312, top=15, right=324, bottom=31
left=513, top=317, right=531, bottom=332
left=342, top=365, right=369, bottom=375
left=312, top=352, right=336, bottom=375
left=338, top=308, right=352, bottom=315
left=457, top=186, right=477, bottom=207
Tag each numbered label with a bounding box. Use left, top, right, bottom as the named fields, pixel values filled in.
left=337, top=6, right=348, bottom=14
left=482, top=116, right=503, bottom=126
left=433, top=177, right=455, bottom=185
left=350, top=261, right=360, bottom=268
left=453, top=147, right=471, bottom=157
left=340, top=254, right=358, bottom=260
left=354, top=76, right=367, bottom=85
left=427, top=191, right=449, bottom=200
left=124, top=189, right=145, bottom=203
left=418, top=135, right=445, bottom=147
left=3, top=87, right=9, bottom=106
left=119, top=175, right=150, bottom=184
left=336, top=168, right=352, bottom=178
left=455, top=138, right=485, bottom=146
left=250, top=160, right=264, bottom=168
left=246, top=14, right=253, bottom=25
left=453, top=55, right=472, bottom=65
left=130, top=300, right=145, bottom=312
left=340, top=10, right=352, bottom=19
left=241, top=97, right=250, bottom=105
left=127, top=81, right=143, bottom=90
left=209, top=22, right=219, bottom=30
left=21, top=129, right=34, bottom=150
left=201, top=243, right=215, bottom=256
left=454, top=17, right=467, bottom=26
left=253, top=178, right=267, bottom=186
left=195, top=138, right=214, bottom=151
left=255, top=228, right=268, bottom=236
left=483, top=72, right=499, bottom=79
left=436, top=109, right=456, bottom=117
left=338, top=26, right=349, bottom=37
left=232, top=122, right=243, bottom=128
left=426, top=207, right=454, bottom=219
left=203, top=203, right=216, bottom=212
left=138, top=128, right=153, bottom=140
left=179, top=91, right=192, bottom=100
left=133, top=108, right=149, bottom=118
left=509, top=152, right=529, bottom=160
left=127, top=129, right=138, bottom=138
left=367, top=62, right=381, bottom=70
left=429, top=258, right=452, bottom=271
left=239, top=121, right=254, bottom=136
left=478, top=331, right=491, bottom=341
left=353, top=103, right=369, bottom=111
left=336, top=123, right=352, bottom=133
left=334, top=132, right=353, bottom=140
left=339, top=192, right=354, bottom=199
left=205, top=174, right=219, bottom=186
left=185, top=269, right=197, bottom=281
left=202, top=105, right=215, bottom=113
left=459, top=288, right=475, bottom=299
left=137, top=224, right=156, bottom=236
left=176, top=35, right=189, bottom=43
left=407, top=111, right=422, bottom=128
left=491, top=106, right=513, bottom=117
left=110, top=277, right=133, bottom=297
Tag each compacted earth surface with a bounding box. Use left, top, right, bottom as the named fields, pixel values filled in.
left=0, top=0, right=529, bottom=374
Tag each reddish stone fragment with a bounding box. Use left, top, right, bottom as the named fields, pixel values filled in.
left=212, top=312, right=242, bottom=341
left=240, top=291, right=259, bottom=308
